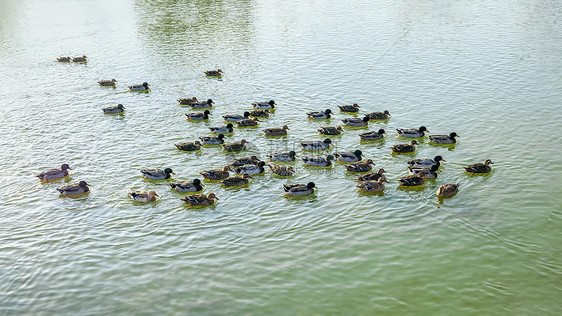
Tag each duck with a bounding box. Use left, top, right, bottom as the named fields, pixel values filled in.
left=360, top=129, right=386, bottom=141
left=170, top=179, right=204, bottom=193
left=200, top=166, right=230, bottom=180
left=175, top=141, right=202, bottom=151
left=346, top=160, right=375, bottom=173
left=72, top=55, right=87, bottom=63
left=301, top=138, right=332, bottom=151
left=235, top=161, right=265, bottom=175
left=307, top=109, right=332, bottom=120
left=181, top=193, right=219, bottom=206
left=264, top=125, right=289, bottom=137
left=398, top=172, right=426, bottom=187
left=365, top=110, right=391, bottom=120
left=283, top=182, right=316, bottom=196
left=205, top=69, right=223, bottom=77
left=407, top=155, right=445, bottom=169
left=141, top=168, right=174, bottom=180
left=391, top=140, right=419, bottom=154
left=253, top=100, right=276, bottom=110
left=230, top=156, right=261, bottom=167
left=334, top=150, right=363, bottom=163
left=268, top=164, right=295, bottom=177
left=341, top=116, right=369, bottom=127
left=222, top=139, right=247, bottom=152
left=129, top=82, right=149, bottom=91
left=128, top=190, right=159, bottom=202
left=267, top=151, right=296, bottom=162
left=178, top=97, right=198, bottom=105
left=302, top=155, right=334, bottom=167
left=102, top=104, right=125, bottom=114
left=98, top=79, right=116, bottom=86
left=191, top=99, right=214, bottom=109
left=356, top=178, right=388, bottom=192
left=249, top=109, right=271, bottom=118
left=223, top=112, right=250, bottom=122
left=236, top=117, right=259, bottom=127
left=199, top=134, right=225, bottom=145
left=429, top=132, right=459, bottom=144
left=221, top=174, right=251, bottom=187
left=57, top=56, right=71, bottom=62
left=37, top=164, right=71, bottom=181
left=57, top=181, right=90, bottom=196
left=408, top=165, right=439, bottom=179
left=437, top=183, right=460, bottom=198
left=355, top=169, right=387, bottom=182
left=186, top=110, right=211, bottom=121
left=210, top=123, right=234, bottom=134
left=318, top=126, right=344, bottom=135
left=397, top=126, right=428, bottom=138
left=465, top=159, right=494, bottom=174
left=338, top=103, right=360, bottom=113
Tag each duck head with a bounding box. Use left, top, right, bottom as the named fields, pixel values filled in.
left=410, top=140, right=419, bottom=145
left=193, top=179, right=202, bottom=186
left=362, top=116, right=370, bottom=122
left=243, top=111, right=251, bottom=117
left=148, top=190, right=159, bottom=197
left=207, top=192, right=219, bottom=200
left=384, top=110, right=391, bottom=116
left=323, top=138, right=332, bottom=144
left=326, top=155, right=335, bottom=161
left=377, top=168, right=387, bottom=174
left=353, top=150, right=362, bottom=158
left=142, top=82, right=149, bottom=87
left=117, top=104, right=125, bottom=109
left=269, top=100, right=276, bottom=106
left=207, top=99, right=213, bottom=104
left=289, top=151, right=296, bottom=158
left=378, top=129, right=386, bottom=134
left=257, top=161, right=266, bottom=167
left=365, top=159, right=375, bottom=165
left=203, top=110, right=211, bottom=116
left=450, top=132, right=459, bottom=138
left=337, top=126, right=344, bottom=132
left=164, top=168, right=174, bottom=174
left=324, top=109, right=332, bottom=114
left=240, top=139, right=247, bottom=145
left=419, top=126, right=428, bottom=132
left=282, top=125, right=289, bottom=130
left=61, top=164, right=71, bottom=171
left=484, top=159, right=494, bottom=165
left=226, top=123, right=234, bottom=129
left=218, top=134, right=225, bottom=140
left=79, top=181, right=88, bottom=188
left=434, top=155, right=445, bottom=162
left=222, top=165, right=231, bottom=172
left=306, top=182, right=316, bottom=189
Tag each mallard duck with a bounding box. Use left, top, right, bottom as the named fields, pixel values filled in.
left=301, top=138, right=332, bottom=151
left=391, top=140, right=419, bottom=154
left=407, top=156, right=445, bottom=168
left=269, top=164, right=295, bottom=177
left=57, top=56, right=71, bottom=62
left=429, top=132, right=459, bottom=144
left=264, top=125, right=289, bottom=136
left=175, top=141, right=202, bottom=151
left=307, top=109, right=332, bottom=120
left=236, top=117, right=259, bottom=127
left=205, top=69, right=223, bottom=76
left=437, top=183, right=460, bottom=198
left=223, top=112, right=250, bottom=122
left=318, top=126, right=344, bottom=135
left=408, top=165, right=439, bottom=179
left=398, top=172, right=426, bottom=187
left=178, top=97, right=198, bottom=105
left=355, top=169, right=387, bottom=182
left=360, top=129, right=386, bottom=141
left=199, top=134, right=225, bottom=145
left=191, top=99, right=214, bottom=109
left=170, top=179, right=204, bottom=193
left=249, top=109, right=271, bottom=118
left=186, top=110, right=211, bottom=121
left=141, top=168, right=174, bottom=180
left=98, top=79, right=116, bottom=86
left=210, top=123, right=234, bottom=134
left=465, top=160, right=494, bottom=174
left=200, top=166, right=230, bottom=180
left=356, top=178, right=388, bottom=192
left=72, top=55, right=87, bottom=63
left=128, top=190, right=159, bottom=202
left=37, top=164, right=71, bottom=181
left=302, top=155, right=334, bottom=167
left=102, top=104, right=125, bottom=114
left=267, top=151, right=296, bottom=162
left=235, top=161, right=265, bottom=175
left=346, top=160, right=375, bottom=173
left=338, top=103, right=360, bottom=113
left=334, top=150, right=363, bottom=163
left=230, top=156, right=261, bottom=167
left=253, top=100, right=276, bottom=110
left=365, top=110, right=391, bottom=120
left=221, top=174, right=251, bottom=187
left=341, top=116, right=369, bottom=127
left=129, top=82, right=149, bottom=91
left=283, top=182, right=316, bottom=196
left=222, top=139, right=247, bottom=152
left=57, top=181, right=90, bottom=196
left=397, top=126, right=428, bottom=138
left=181, top=193, right=219, bottom=206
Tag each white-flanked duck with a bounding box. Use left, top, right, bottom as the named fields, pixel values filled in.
left=141, top=168, right=174, bottom=180
left=98, top=79, right=116, bottom=86
left=221, top=174, right=251, bottom=187
left=283, top=182, right=316, bottom=197
left=307, top=109, right=332, bottom=120
left=223, top=112, right=250, bottom=122
left=429, top=132, right=459, bottom=144
left=318, top=126, right=344, bottom=136
left=338, top=103, right=360, bottom=113
left=356, top=178, right=387, bottom=192
left=37, top=164, right=71, bottom=181
left=57, top=181, right=90, bottom=196
left=465, top=159, right=494, bottom=174
left=253, top=100, right=276, bottom=110
left=199, top=134, right=225, bottom=146
left=102, top=104, right=125, bottom=114
left=342, top=116, right=369, bottom=128
left=397, top=126, right=428, bottom=138
left=191, top=99, right=214, bottom=109
left=235, top=161, right=265, bottom=175
left=302, top=155, right=334, bottom=167
left=301, top=138, right=332, bottom=151
left=186, top=110, right=211, bottom=121
left=267, top=151, right=296, bottom=162
left=346, top=160, right=375, bottom=173
left=334, top=150, right=363, bottom=163
left=210, top=123, right=234, bottom=134
left=175, top=141, right=202, bottom=151
left=391, top=140, right=418, bottom=154
left=181, top=193, right=218, bottom=206
left=360, top=129, right=386, bottom=141
left=200, top=166, right=230, bottom=181
left=129, top=82, right=149, bottom=91
left=170, top=179, right=204, bottom=193
left=264, top=125, right=289, bottom=137
left=407, top=156, right=445, bottom=169
left=268, top=164, right=295, bottom=177
left=437, top=183, right=460, bottom=198
left=365, top=110, right=391, bottom=120
left=128, top=190, right=159, bottom=202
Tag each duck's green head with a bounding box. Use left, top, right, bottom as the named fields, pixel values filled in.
left=419, top=126, right=428, bottom=132
left=325, top=109, right=332, bottom=114
left=226, top=123, right=234, bottom=128
left=289, top=151, right=296, bottom=158
left=193, top=179, right=201, bottom=185
left=218, top=134, right=225, bottom=139
left=117, top=104, right=125, bottom=109
left=378, top=129, right=386, bottom=134
left=307, top=182, right=316, bottom=189
left=434, top=155, right=445, bottom=162
left=142, top=82, right=149, bottom=87
left=326, top=155, right=334, bottom=161
left=164, top=168, right=174, bottom=174
left=269, top=100, right=276, bottom=105
left=244, top=111, right=250, bottom=117
left=450, top=132, right=458, bottom=138
left=323, top=138, right=332, bottom=144
left=354, top=150, right=362, bottom=157
left=207, top=99, right=213, bottom=104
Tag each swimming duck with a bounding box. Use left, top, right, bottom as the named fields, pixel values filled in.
left=170, top=179, right=204, bottom=193
left=129, top=82, right=149, bottom=91
left=346, top=160, right=375, bottom=173
left=205, top=69, right=223, bottom=77
left=334, top=150, right=363, bottom=163
left=397, top=126, right=428, bottom=138
left=178, top=97, right=198, bottom=105
left=37, top=164, right=71, bottom=181
left=181, top=193, right=219, bottom=206
left=391, top=140, right=418, bottom=154
left=407, top=156, right=445, bottom=169
left=253, top=100, right=276, bottom=110
left=235, top=161, right=265, bottom=175
left=200, top=166, right=230, bottom=180
left=221, top=174, right=251, bottom=187
left=236, top=117, right=259, bottom=127
left=429, top=132, right=459, bottom=144
left=464, top=159, right=494, bottom=174
left=199, top=134, right=225, bottom=145
left=356, top=177, right=388, bottom=192
left=301, top=138, right=332, bottom=151
left=398, top=172, right=426, bottom=187
left=249, top=109, right=271, bottom=118
left=318, top=126, right=344, bottom=135
left=175, top=141, right=202, bottom=151
left=264, top=125, right=289, bottom=137
left=223, top=112, right=250, bottom=122
left=72, top=55, right=87, bottom=63
left=128, top=190, right=159, bottom=202
left=267, top=151, right=296, bottom=162
left=57, top=56, right=71, bottom=62
left=185, top=110, right=211, bottom=121
left=302, top=155, right=334, bottom=167
left=57, top=181, right=90, bottom=196
left=341, top=116, right=369, bottom=127
left=365, top=110, right=391, bottom=120
left=307, top=109, right=332, bottom=120
left=210, top=123, right=234, bottom=134
left=102, top=104, right=125, bottom=114
left=268, top=164, right=295, bottom=177
left=408, top=165, right=439, bottom=179
left=437, top=183, right=460, bottom=198
left=98, top=79, right=116, bottom=86
left=230, top=156, right=261, bottom=167
left=222, top=139, right=247, bottom=152
left=338, top=103, right=360, bottom=113
left=283, top=182, right=316, bottom=196
left=359, top=129, right=386, bottom=141
left=191, top=99, right=214, bottom=109
left=141, top=168, right=174, bottom=180
left=355, top=169, right=387, bottom=182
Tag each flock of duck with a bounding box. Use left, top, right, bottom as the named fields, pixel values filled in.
left=39, top=57, right=495, bottom=206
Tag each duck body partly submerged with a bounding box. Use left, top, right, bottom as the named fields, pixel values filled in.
left=397, top=126, right=428, bottom=138
left=57, top=181, right=89, bottom=196
left=210, top=123, right=234, bottom=134
left=252, top=100, right=276, bottom=110
left=102, top=104, right=125, bottom=114
left=170, top=179, right=204, bottom=193
left=334, top=150, right=363, bottom=163
left=128, top=190, right=159, bottom=202
left=307, top=109, right=332, bottom=120
left=185, top=110, right=211, bottom=121
left=129, top=82, right=149, bottom=91
left=141, top=168, right=174, bottom=180
left=356, top=178, right=387, bottom=192
left=269, top=164, right=295, bottom=177
left=407, top=155, right=444, bottom=168
left=264, top=125, right=289, bottom=136
left=429, top=132, right=459, bottom=144
left=301, top=139, right=331, bottom=151
left=437, top=183, right=460, bottom=198
left=338, top=104, right=360, bottom=113
left=235, top=161, right=265, bottom=175
left=200, top=166, right=230, bottom=181
left=199, top=134, right=225, bottom=145
left=175, top=141, right=202, bottom=151
left=391, top=140, right=419, bottom=154
left=302, top=155, right=334, bottom=167
left=283, top=182, right=316, bottom=196
left=268, top=151, right=296, bottom=162
left=365, top=110, right=391, bottom=120
left=181, top=193, right=218, bottom=206
left=37, top=164, right=71, bottom=181
left=346, top=160, right=375, bottom=173
left=465, top=160, right=494, bottom=174
left=341, top=116, right=369, bottom=127
left=360, top=129, right=385, bottom=141
left=318, top=126, right=344, bottom=135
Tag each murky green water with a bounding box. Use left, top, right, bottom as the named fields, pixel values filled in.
left=1, top=0, right=561, bottom=314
